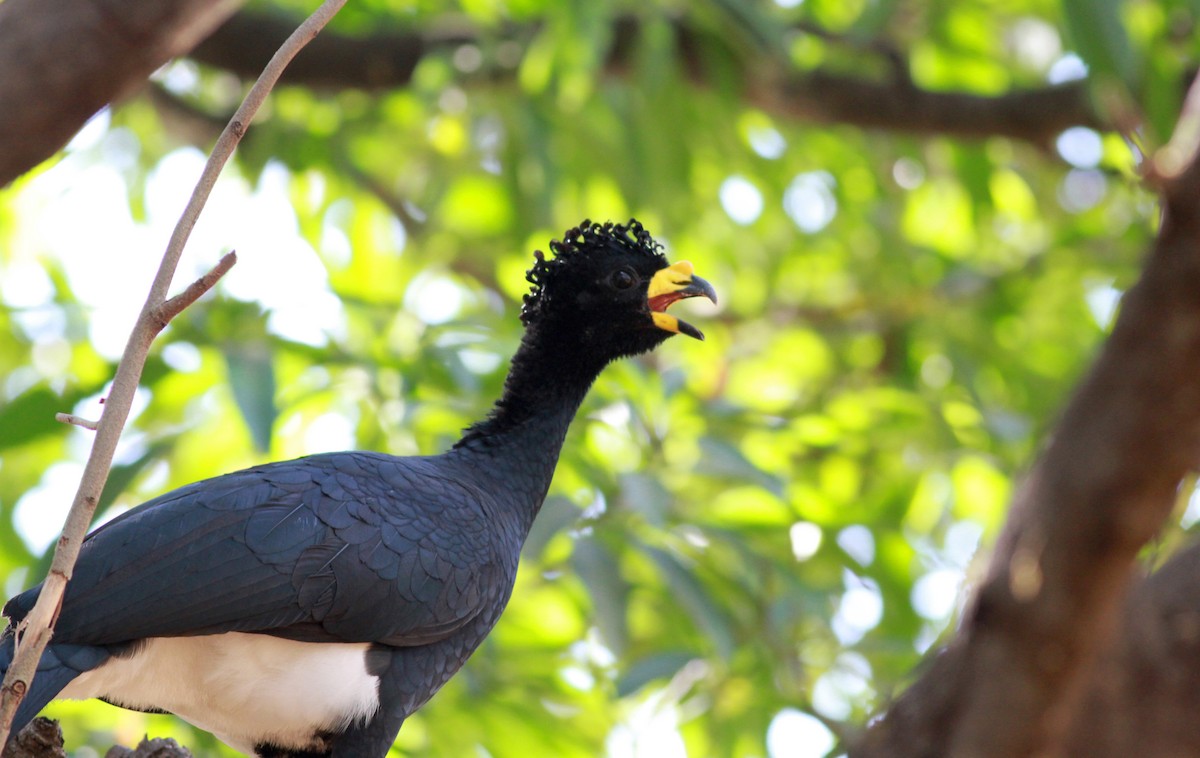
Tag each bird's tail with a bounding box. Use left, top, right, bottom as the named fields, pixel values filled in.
left=2, top=629, right=109, bottom=744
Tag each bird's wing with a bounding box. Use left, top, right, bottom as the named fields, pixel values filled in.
left=5, top=453, right=497, bottom=648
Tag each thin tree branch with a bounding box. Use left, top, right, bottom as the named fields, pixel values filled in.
left=855, top=67, right=1200, bottom=757
left=0, top=257, right=237, bottom=751
left=189, top=11, right=1102, bottom=147
left=0, top=0, right=349, bottom=746
left=159, top=251, right=238, bottom=325
left=53, top=414, right=99, bottom=431
left=146, top=84, right=228, bottom=146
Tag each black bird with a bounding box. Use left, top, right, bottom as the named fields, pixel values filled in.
left=1, top=219, right=716, bottom=757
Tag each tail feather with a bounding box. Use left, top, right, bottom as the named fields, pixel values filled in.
left=2, top=631, right=109, bottom=744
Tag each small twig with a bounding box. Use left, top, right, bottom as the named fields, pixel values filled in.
left=338, top=158, right=427, bottom=233
left=158, top=251, right=238, bottom=325
left=53, top=414, right=98, bottom=431
left=0, top=0, right=347, bottom=746
left=51, top=254, right=234, bottom=434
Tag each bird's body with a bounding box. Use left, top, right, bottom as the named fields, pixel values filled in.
left=2, top=220, right=715, bottom=757
left=9, top=451, right=533, bottom=755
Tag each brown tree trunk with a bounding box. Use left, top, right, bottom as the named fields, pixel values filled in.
left=856, top=84, right=1200, bottom=757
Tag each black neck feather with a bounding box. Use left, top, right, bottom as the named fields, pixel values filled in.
left=448, top=323, right=611, bottom=533
left=455, top=323, right=607, bottom=453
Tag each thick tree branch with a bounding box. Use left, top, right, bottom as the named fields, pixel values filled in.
left=747, top=74, right=1097, bottom=146
left=896, top=530, right=1200, bottom=757
left=105, top=735, right=192, bottom=758
left=0, top=718, right=62, bottom=758
left=190, top=11, right=1101, bottom=147
left=0, top=718, right=193, bottom=758
left=855, top=72, right=1200, bottom=756
left=191, top=11, right=474, bottom=89
left=0, top=0, right=244, bottom=188
left=0, top=5, right=1107, bottom=187
left=1064, top=541, right=1200, bottom=756
left=0, top=0, right=351, bottom=745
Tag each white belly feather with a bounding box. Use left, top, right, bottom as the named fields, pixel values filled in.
left=60, top=633, right=380, bottom=755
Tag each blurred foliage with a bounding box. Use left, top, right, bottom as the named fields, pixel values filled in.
left=0, top=0, right=1194, bottom=756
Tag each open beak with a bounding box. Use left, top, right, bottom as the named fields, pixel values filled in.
left=647, top=261, right=718, bottom=341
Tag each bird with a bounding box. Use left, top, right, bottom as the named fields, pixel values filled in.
left=1, top=219, right=717, bottom=758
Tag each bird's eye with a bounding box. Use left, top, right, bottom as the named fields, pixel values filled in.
left=611, top=269, right=636, bottom=290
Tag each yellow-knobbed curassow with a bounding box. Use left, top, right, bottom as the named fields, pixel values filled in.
left=2, top=219, right=716, bottom=757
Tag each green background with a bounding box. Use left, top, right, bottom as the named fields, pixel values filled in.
left=0, top=0, right=1193, bottom=754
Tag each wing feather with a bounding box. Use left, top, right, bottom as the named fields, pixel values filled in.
left=9, top=452, right=496, bottom=648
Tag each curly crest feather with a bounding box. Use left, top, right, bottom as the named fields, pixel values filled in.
left=521, top=219, right=664, bottom=325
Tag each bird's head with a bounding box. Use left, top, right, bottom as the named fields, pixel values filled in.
left=456, top=219, right=716, bottom=449
left=520, top=219, right=717, bottom=361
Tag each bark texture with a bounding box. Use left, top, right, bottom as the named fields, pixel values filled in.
left=0, top=719, right=63, bottom=758
left=0, top=0, right=243, bottom=187
left=190, top=11, right=1101, bottom=146
left=0, top=6, right=1103, bottom=188
left=855, top=101, right=1200, bottom=757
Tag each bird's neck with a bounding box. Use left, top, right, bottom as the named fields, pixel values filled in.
left=451, top=328, right=607, bottom=529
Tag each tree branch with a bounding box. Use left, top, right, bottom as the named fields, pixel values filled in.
left=1063, top=541, right=1200, bottom=755
left=0, top=718, right=62, bottom=758
left=105, top=735, right=192, bottom=758
left=190, top=10, right=474, bottom=89
left=0, top=5, right=1107, bottom=187
left=189, top=10, right=1101, bottom=146
left=748, top=73, right=1097, bottom=146
left=0, top=0, right=350, bottom=746
left=0, top=0, right=245, bottom=188
left=0, top=257, right=237, bottom=750
left=53, top=414, right=99, bottom=431
left=159, top=251, right=239, bottom=324
left=855, top=69, right=1200, bottom=756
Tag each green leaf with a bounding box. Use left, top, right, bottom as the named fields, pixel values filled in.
left=616, top=651, right=699, bottom=698
left=0, top=387, right=63, bottom=451
left=572, top=536, right=630, bottom=654
left=699, top=438, right=783, bottom=496
left=644, top=545, right=736, bottom=660
left=223, top=343, right=277, bottom=453
left=96, top=440, right=175, bottom=513
left=617, top=472, right=673, bottom=526
left=1062, top=0, right=1137, bottom=86
left=523, top=495, right=580, bottom=561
